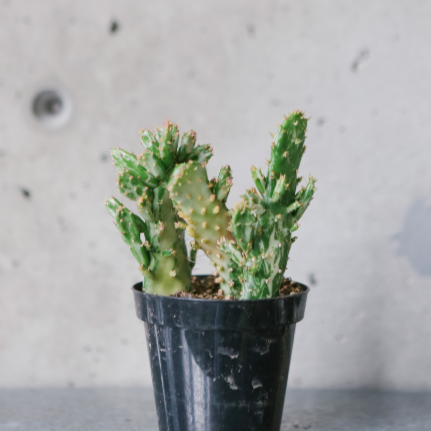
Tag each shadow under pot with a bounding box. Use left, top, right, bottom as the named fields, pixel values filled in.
left=132, top=277, right=309, bottom=431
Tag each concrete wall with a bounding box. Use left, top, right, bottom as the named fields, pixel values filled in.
left=1, top=0, right=430, bottom=390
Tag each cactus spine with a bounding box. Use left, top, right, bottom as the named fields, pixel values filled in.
left=105, top=121, right=213, bottom=295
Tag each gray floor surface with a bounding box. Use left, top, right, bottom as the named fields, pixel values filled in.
left=0, top=388, right=430, bottom=430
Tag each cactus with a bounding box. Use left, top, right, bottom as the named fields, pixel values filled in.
left=168, top=111, right=316, bottom=299
left=105, top=121, right=213, bottom=295
left=107, top=112, right=315, bottom=299
left=167, top=162, right=242, bottom=297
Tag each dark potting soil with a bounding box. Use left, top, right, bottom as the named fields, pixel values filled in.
left=170, top=276, right=304, bottom=300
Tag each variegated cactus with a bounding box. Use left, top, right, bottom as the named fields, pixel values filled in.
left=168, top=111, right=316, bottom=299
left=105, top=121, right=212, bottom=295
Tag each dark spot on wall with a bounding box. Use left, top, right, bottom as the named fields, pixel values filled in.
left=247, top=23, right=255, bottom=37
left=21, top=188, right=31, bottom=198
left=351, top=49, right=369, bottom=72
left=271, top=99, right=281, bottom=106
left=100, top=153, right=109, bottom=162
left=338, top=126, right=346, bottom=133
left=308, top=273, right=317, bottom=285
left=12, top=260, right=19, bottom=267
left=110, top=20, right=119, bottom=33
left=316, top=117, right=325, bottom=126
left=57, top=217, right=66, bottom=232
left=393, top=199, right=431, bottom=276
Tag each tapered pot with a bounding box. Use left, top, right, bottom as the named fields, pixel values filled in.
left=133, top=277, right=309, bottom=431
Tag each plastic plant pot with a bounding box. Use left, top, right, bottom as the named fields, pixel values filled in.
left=132, top=276, right=309, bottom=431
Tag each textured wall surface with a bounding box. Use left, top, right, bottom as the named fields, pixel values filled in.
left=1, top=0, right=430, bottom=390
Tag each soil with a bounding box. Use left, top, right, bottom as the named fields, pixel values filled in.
left=170, top=276, right=305, bottom=300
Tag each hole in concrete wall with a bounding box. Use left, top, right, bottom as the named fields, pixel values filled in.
left=308, top=273, right=317, bottom=285
left=351, top=49, right=369, bottom=72
left=21, top=188, right=31, bottom=198
left=110, top=20, right=119, bottom=33
left=32, top=89, right=72, bottom=128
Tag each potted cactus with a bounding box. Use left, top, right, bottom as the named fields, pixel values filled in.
left=106, top=112, right=316, bottom=431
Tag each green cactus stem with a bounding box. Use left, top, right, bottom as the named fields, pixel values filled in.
left=105, top=121, right=213, bottom=295
left=167, top=162, right=242, bottom=296
left=230, top=111, right=316, bottom=299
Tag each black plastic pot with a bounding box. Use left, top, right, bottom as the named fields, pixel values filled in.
left=133, top=278, right=309, bottom=431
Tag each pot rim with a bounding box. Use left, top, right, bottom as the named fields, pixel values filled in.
left=132, top=277, right=309, bottom=303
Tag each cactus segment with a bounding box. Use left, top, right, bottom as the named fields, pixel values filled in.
left=177, top=130, right=197, bottom=162
left=214, top=165, right=233, bottom=202
left=137, top=151, right=166, bottom=179
left=271, top=174, right=287, bottom=203
left=167, top=162, right=241, bottom=296
left=140, top=129, right=158, bottom=152
left=230, top=202, right=256, bottom=252
left=152, top=121, right=180, bottom=169
left=250, top=166, right=266, bottom=195
left=136, top=193, right=154, bottom=223
left=112, top=149, right=159, bottom=188
left=187, top=144, right=214, bottom=164
left=117, top=170, right=150, bottom=202
left=241, top=188, right=265, bottom=215
left=265, top=111, right=307, bottom=203
left=293, top=176, right=317, bottom=222
left=141, top=187, right=191, bottom=294
left=218, top=237, right=243, bottom=265
left=105, top=197, right=150, bottom=270
left=227, top=111, right=315, bottom=299
left=105, top=197, right=118, bottom=218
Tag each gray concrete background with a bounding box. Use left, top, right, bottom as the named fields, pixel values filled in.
left=0, top=0, right=430, bottom=390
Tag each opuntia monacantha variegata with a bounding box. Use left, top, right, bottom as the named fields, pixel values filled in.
left=106, top=112, right=316, bottom=299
